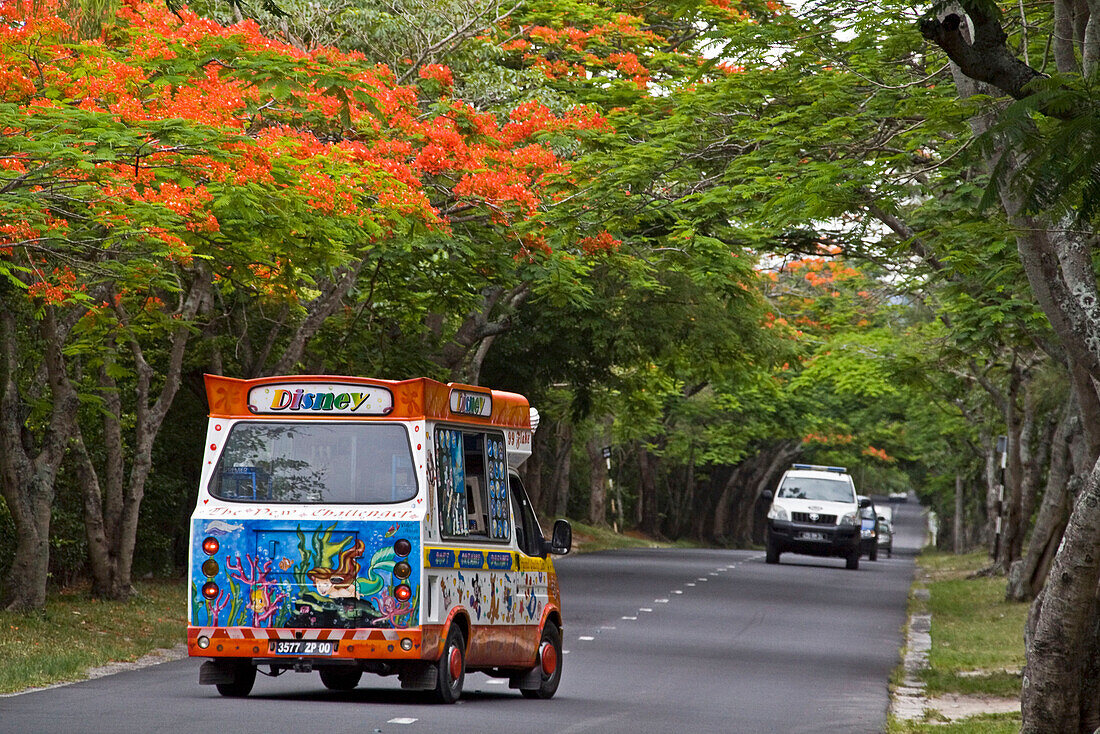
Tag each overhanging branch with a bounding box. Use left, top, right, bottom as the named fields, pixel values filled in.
left=918, top=5, right=1051, bottom=106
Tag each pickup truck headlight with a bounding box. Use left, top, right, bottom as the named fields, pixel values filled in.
left=840, top=511, right=859, bottom=526
left=767, top=505, right=789, bottom=522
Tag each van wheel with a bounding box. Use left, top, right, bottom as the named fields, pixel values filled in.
left=433, top=626, right=466, bottom=704
left=846, top=550, right=860, bottom=570
left=522, top=623, right=563, bottom=700
left=215, top=663, right=256, bottom=697
left=320, top=668, right=362, bottom=691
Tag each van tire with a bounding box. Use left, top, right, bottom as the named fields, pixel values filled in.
left=320, top=668, right=362, bottom=691
left=215, top=663, right=256, bottom=697
left=521, top=623, right=563, bottom=700
left=433, top=625, right=466, bottom=704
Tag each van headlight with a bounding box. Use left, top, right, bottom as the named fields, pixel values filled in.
left=840, top=511, right=859, bottom=526
left=768, top=505, right=789, bottom=522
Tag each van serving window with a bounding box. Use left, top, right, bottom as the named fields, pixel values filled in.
left=209, top=422, right=416, bottom=504
left=435, top=428, right=510, bottom=541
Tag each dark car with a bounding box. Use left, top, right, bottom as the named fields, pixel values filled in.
left=858, top=495, right=879, bottom=561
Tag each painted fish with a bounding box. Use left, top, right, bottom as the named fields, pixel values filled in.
left=206, top=520, right=244, bottom=536
left=279, top=557, right=294, bottom=571
left=384, top=524, right=398, bottom=538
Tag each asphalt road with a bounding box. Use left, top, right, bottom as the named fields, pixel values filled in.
left=0, top=498, right=924, bottom=734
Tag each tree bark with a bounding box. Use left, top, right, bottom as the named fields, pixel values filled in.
left=728, top=442, right=801, bottom=545
left=0, top=306, right=79, bottom=611
left=77, top=269, right=212, bottom=600
left=429, top=284, right=529, bottom=383
left=637, top=444, right=661, bottom=537
left=1007, top=393, right=1079, bottom=601
left=954, top=473, right=965, bottom=553
left=548, top=420, right=572, bottom=517
left=1020, top=457, right=1100, bottom=733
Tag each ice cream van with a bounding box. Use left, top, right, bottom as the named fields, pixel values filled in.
left=188, top=374, right=572, bottom=702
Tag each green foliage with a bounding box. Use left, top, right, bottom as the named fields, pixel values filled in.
left=0, top=580, right=183, bottom=694
left=980, top=71, right=1100, bottom=225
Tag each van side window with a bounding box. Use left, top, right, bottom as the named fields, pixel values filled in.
left=435, top=428, right=510, bottom=541
left=509, top=472, right=543, bottom=557
left=434, top=427, right=466, bottom=536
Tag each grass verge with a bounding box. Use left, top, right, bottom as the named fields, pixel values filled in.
left=567, top=519, right=690, bottom=553
left=888, top=550, right=1026, bottom=733
left=0, top=580, right=184, bottom=695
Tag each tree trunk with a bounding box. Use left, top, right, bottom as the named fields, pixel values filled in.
left=997, top=363, right=1024, bottom=572
left=1007, top=393, right=1079, bottom=601
left=77, top=270, right=212, bottom=600
left=1015, top=384, right=1056, bottom=560
left=1020, top=456, right=1100, bottom=733
left=954, top=473, right=965, bottom=553
left=429, top=284, right=529, bottom=383
left=728, top=442, right=801, bottom=546
left=0, top=306, right=79, bottom=611
left=710, top=470, right=735, bottom=542
left=549, top=420, right=572, bottom=517
left=637, top=445, right=660, bottom=536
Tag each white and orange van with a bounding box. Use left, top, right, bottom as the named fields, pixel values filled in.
left=188, top=374, right=571, bottom=702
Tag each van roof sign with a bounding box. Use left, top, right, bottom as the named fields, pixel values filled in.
left=450, top=388, right=492, bottom=417
left=204, top=374, right=532, bottom=429
left=247, top=382, right=393, bottom=416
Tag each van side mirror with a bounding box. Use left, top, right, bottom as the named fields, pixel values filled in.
left=859, top=498, right=872, bottom=509
left=545, top=519, right=572, bottom=556
left=762, top=490, right=773, bottom=501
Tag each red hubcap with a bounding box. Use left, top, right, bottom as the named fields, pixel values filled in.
left=540, top=641, right=558, bottom=676
left=448, top=645, right=463, bottom=680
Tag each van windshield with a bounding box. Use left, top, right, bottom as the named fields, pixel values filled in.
left=777, top=476, right=853, bottom=503
left=209, top=422, right=417, bottom=504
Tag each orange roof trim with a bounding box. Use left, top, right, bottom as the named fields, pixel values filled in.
left=203, top=374, right=531, bottom=429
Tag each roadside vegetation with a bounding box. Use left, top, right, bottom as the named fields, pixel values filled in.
left=0, top=580, right=182, bottom=695
left=890, top=551, right=1025, bottom=734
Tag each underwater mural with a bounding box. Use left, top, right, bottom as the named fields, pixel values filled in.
left=191, top=519, right=420, bottom=629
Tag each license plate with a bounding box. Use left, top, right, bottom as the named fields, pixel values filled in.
left=270, top=639, right=337, bottom=656
left=800, top=531, right=825, bottom=541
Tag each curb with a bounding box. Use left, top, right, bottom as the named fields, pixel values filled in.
left=891, top=586, right=931, bottom=721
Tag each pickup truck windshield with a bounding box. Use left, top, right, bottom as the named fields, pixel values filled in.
left=777, top=477, right=853, bottom=503
left=209, top=422, right=417, bottom=504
